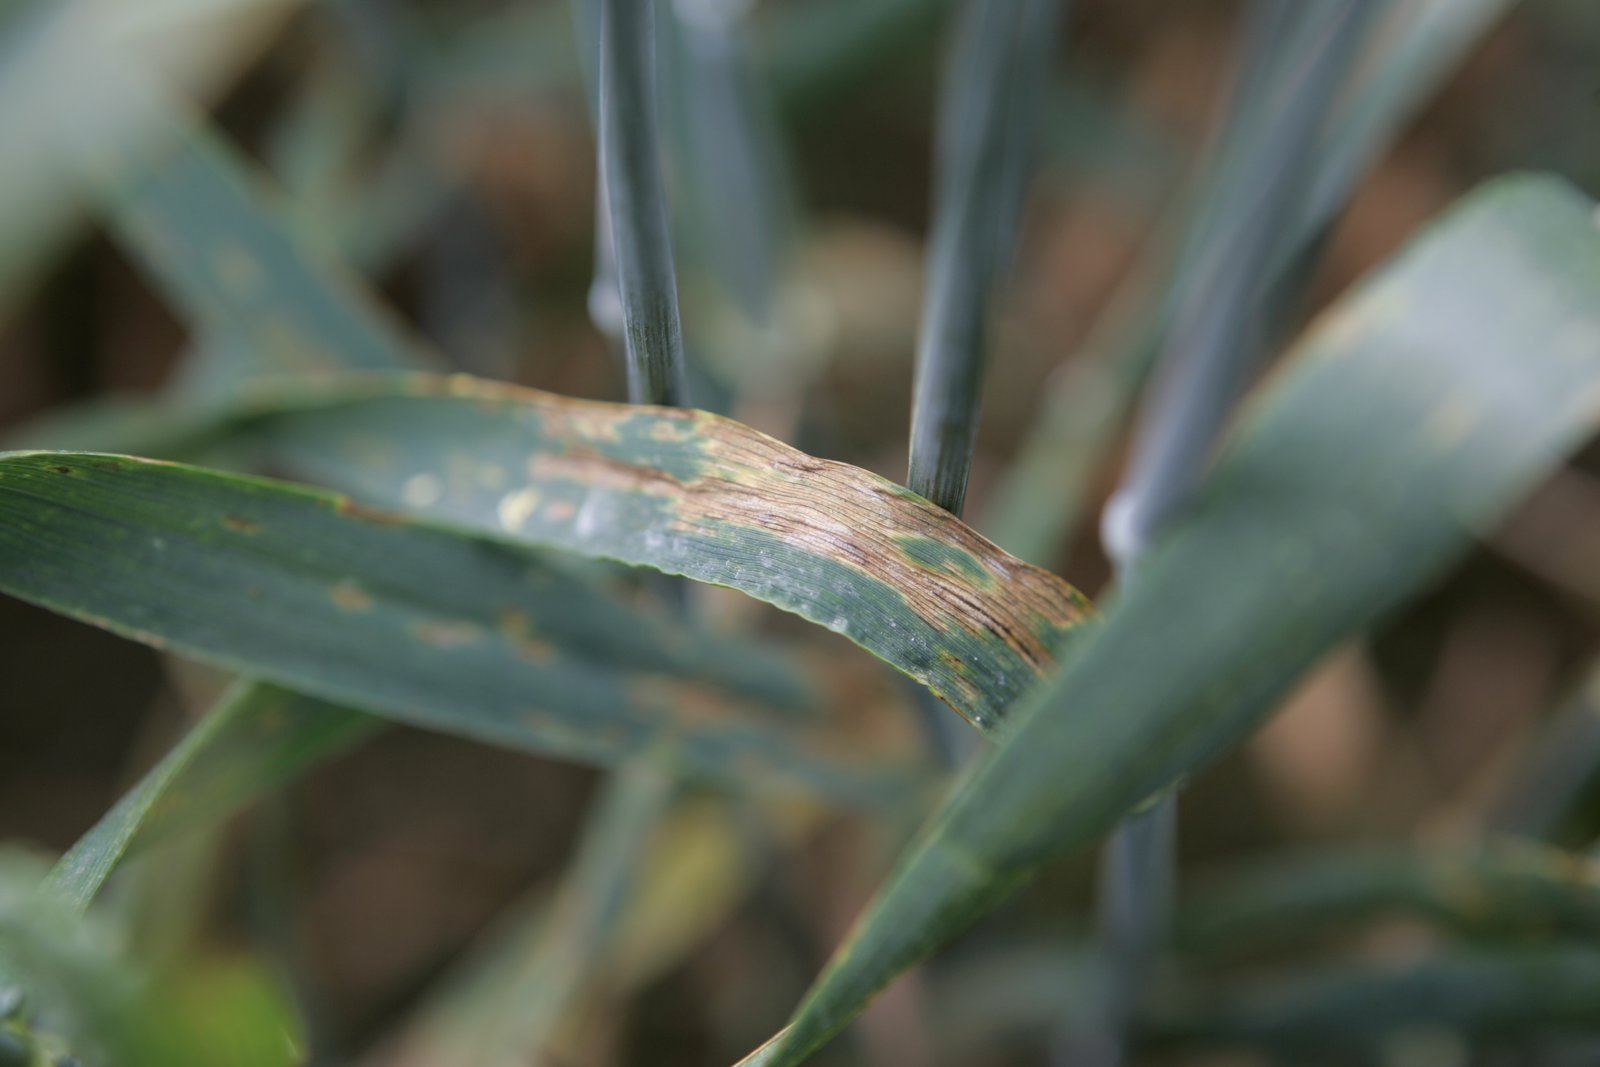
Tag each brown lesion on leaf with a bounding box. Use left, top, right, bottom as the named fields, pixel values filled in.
left=91, top=460, right=122, bottom=472
left=329, top=579, right=373, bottom=611
left=334, top=496, right=408, bottom=526
left=221, top=513, right=261, bottom=533
left=330, top=376, right=1096, bottom=690
left=46, top=465, right=74, bottom=475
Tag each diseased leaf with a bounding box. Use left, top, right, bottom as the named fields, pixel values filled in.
left=1179, top=842, right=1600, bottom=957
left=44, top=681, right=380, bottom=914
left=210, top=376, right=1094, bottom=729
left=732, top=176, right=1600, bottom=1067
left=0, top=451, right=908, bottom=804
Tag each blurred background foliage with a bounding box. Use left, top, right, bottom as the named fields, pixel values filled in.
left=4, top=0, right=1600, bottom=1065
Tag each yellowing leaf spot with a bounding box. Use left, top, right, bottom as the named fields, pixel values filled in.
left=401, top=473, right=443, bottom=507
left=329, top=579, right=373, bottom=611
left=498, top=486, right=541, bottom=532
left=414, top=621, right=482, bottom=648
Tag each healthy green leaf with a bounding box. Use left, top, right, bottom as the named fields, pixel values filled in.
left=0, top=451, right=906, bottom=804
left=220, top=376, right=1093, bottom=730
left=44, top=680, right=380, bottom=914
left=733, top=175, right=1600, bottom=1067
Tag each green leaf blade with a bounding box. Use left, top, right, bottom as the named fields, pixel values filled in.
left=738, top=174, right=1600, bottom=1066
left=43, top=681, right=380, bottom=914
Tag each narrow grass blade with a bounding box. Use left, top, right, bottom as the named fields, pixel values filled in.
left=906, top=0, right=1064, bottom=517
left=1179, top=842, right=1600, bottom=957
left=1104, top=0, right=1378, bottom=566
left=0, top=451, right=908, bottom=804
left=600, top=0, right=689, bottom=406
left=732, top=176, right=1600, bottom=1067
left=981, top=0, right=1514, bottom=565
left=1145, top=947, right=1600, bottom=1056
left=1089, top=3, right=1378, bottom=1053
left=43, top=681, right=380, bottom=914
left=221, top=375, right=1094, bottom=729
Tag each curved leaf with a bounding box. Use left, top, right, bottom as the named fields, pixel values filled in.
left=222, top=377, right=1094, bottom=729
left=44, top=681, right=380, bottom=913
left=733, top=175, right=1600, bottom=1066
left=0, top=451, right=907, bottom=804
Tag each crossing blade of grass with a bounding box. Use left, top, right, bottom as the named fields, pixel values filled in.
left=0, top=451, right=912, bottom=805
left=43, top=680, right=381, bottom=914
left=213, top=375, right=1094, bottom=730
left=97, top=102, right=435, bottom=397
left=906, top=0, right=1064, bottom=517
left=1144, top=947, right=1600, bottom=1057
left=728, top=176, right=1600, bottom=1067
left=981, top=0, right=1515, bottom=566
left=1178, top=842, right=1600, bottom=957
left=600, top=0, right=689, bottom=407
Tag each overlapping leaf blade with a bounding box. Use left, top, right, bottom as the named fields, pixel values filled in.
left=0, top=451, right=906, bottom=804
left=733, top=176, right=1600, bottom=1066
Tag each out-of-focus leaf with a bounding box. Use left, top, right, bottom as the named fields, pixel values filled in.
left=384, top=761, right=675, bottom=1067
left=0, top=451, right=909, bottom=804
left=982, top=0, right=1515, bottom=565
left=1179, top=842, right=1600, bottom=957
left=214, top=375, right=1094, bottom=730
left=906, top=0, right=1063, bottom=518
left=760, top=0, right=951, bottom=112
left=44, top=681, right=380, bottom=913
left=925, top=945, right=1102, bottom=1061
left=0, top=848, right=299, bottom=1067
left=1145, top=947, right=1600, bottom=1057
left=98, top=108, right=434, bottom=398
left=732, top=176, right=1600, bottom=1067
left=0, top=0, right=298, bottom=318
